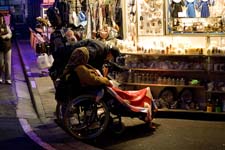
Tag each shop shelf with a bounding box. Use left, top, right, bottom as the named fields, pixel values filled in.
left=124, top=68, right=207, bottom=73
left=119, top=82, right=205, bottom=89
left=158, top=108, right=225, bottom=115
left=206, top=90, right=225, bottom=94
left=121, top=52, right=206, bottom=57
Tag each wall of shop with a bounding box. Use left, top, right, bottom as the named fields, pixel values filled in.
left=113, top=0, right=225, bottom=112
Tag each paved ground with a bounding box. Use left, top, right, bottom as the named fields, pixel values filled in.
left=15, top=39, right=102, bottom=150
left=0, top=40, right=45, bottom=150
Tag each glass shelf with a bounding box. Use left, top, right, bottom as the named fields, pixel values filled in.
left=121, top=68, right=207, bottom=73
left=119, top=82, right=205, bottom=89
left=158, top=108, right=225, bottom=114
left=206, top=90, right=225, bottom=94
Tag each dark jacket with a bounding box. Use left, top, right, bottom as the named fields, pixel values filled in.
left=49, top=44, right=72, bottom=81
left=70, top=39, right=108, bottom=70
left=49, top=39, right=109, bottom=80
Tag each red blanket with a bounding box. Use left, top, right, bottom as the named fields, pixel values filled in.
left=108, top=87, right=156, bottom=121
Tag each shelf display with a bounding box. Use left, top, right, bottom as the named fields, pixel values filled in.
left=110, top=54, right=206, bottom=109
left=167, top=0, right=225, bottom=34
left=126, top=0, right=137, bottom=48
left=122, top=0, right=225, bottom=54
left=110, top=52, right=225, bottom=111
left=112, top=34, right=225, bottom=112
left=40, top=0, right=225, bottom=113
left=112, top=0, right=225, bottom=113
left=137, top=0, right=164, bottom=35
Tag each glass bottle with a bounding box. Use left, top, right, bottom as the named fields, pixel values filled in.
left=141, top=73, right=145, bottom=83
left=171, top=78, right=175, bottom=85
left=180, top=78, right=185, bottom=85
left=176, top=78, right=180, bottom=85
left=162, top=77, right=167, bottom=84
left=167, top=77, right=171, bottom=85
left=215, top=99, right=221, bottom=112
left=206, top=99, right=213, bottom=112
left=128, top=69, right=132, bottom=83
left=157, top=76, right=162, bottom=84
left=134, top=72, right=138, bottom=83
left=222, top=100, right=225, bottom=112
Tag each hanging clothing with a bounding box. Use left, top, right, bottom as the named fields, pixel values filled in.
left=57, top=1, right=70, bottom=26
left=114, top=0, right=123, bottom=39
left=185, top=0, right=196, bottom=18
left=198, top=0, right=210, bottom=18
left=171, top=0, right=185, bottom=18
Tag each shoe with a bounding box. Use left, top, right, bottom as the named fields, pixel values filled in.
left=5, top=80, right=12, bottom=85
left=149, top=122, right=157, bottom=130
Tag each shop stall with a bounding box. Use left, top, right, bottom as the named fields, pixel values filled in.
left=31, top=0, right=225, bottom=113
left=111, top=0, right=225, bottom=113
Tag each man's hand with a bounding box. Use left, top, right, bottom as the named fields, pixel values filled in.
left=102, top=65, right=109, bottom=77
left=108, top=80, right=114, bottom=87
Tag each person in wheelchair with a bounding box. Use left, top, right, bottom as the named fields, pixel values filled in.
left=56, top=46, right=157, bottom=129
left=54, top=46, right=113, bottom=124
left=63, top=46, right=113, bottom=88
left=55, top=47, right=113, bottom=103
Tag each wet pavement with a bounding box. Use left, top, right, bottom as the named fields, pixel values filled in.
left=15, top=38, right=101, bottom=150
left=0, top=36, right=225, bottom=150
left=90, top=118, right=225, bottom=150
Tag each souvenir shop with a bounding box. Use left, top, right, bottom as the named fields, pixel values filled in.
left=32, top=0, right=225, bottom=114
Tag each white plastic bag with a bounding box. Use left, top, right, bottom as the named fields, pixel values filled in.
left=48, top=54, right=54, bottom=66
left=37, top=53, right=54, bottom=69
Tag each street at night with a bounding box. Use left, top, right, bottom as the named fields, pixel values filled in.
left=0, top=0, right=225, bottom=149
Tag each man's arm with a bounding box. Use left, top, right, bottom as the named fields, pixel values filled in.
left=75, top=65, right=112, bottom=87
left=72, top=39, right=90, bottom=49
left=1, top=26, right=12, bottom=39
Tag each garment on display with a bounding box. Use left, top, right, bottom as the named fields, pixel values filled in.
left=185, top=0, right=197, bottom=18
left=170, top=0, right=185, bottom=18
left=198, top=0, right=211, bottom=18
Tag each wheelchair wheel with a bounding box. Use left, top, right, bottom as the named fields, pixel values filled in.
left=63, top=95, right=110, bottom=140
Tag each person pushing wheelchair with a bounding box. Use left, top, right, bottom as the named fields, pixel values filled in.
left=55, top=46, right=157, bottom=129
left=49, top=38, right=121, bottom=84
